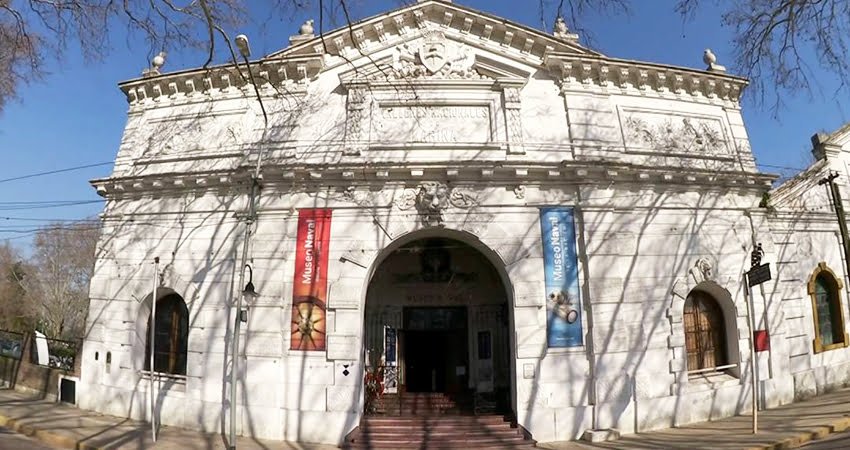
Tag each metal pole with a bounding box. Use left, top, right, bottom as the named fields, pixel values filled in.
left=744, top=272, right=758, bottom=434
left=229, top=39, right=269, bottom=450
left=150, top=256, right=159, bottom=442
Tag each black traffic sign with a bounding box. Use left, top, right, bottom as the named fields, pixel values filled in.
left=748, top=263, right=771, bottom=287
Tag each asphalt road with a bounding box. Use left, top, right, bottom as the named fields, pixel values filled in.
left=0, top=425, right=58, bottom=449
left=802, top=430, right=850, bottom=449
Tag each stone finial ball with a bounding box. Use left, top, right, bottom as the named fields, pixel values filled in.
left=152, top=52, right=166, bottom=68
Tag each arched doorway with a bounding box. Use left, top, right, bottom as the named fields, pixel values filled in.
left=363, top=235, right=512, bottom=414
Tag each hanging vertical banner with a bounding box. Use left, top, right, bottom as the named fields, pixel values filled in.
left=290, top=208, right=333, bottom=351
left=539, top=207, right=583, bottom=348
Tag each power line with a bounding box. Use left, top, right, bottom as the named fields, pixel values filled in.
left=756, top=163, right=809, bottom=172
left=0, top=216, right=98, bottom=222
left=0, top=200, right=103, bottom=211
left=0, top=162, right=112, bottom=185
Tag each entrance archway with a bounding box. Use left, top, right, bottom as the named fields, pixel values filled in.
left=363, top=234, right=514, bottom=415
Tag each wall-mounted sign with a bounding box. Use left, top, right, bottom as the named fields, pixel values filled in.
left=290, top=209, right=333, bottom=351
left=747, top=263, right=771, bottom=287
left=539, top=207, right=583, bottom=348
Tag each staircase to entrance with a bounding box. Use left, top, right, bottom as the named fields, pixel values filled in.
left=342, top=393, right=535, bottom=449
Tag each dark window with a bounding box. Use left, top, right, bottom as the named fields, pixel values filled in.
left=144, top=294, right=189, bottom=376
left=810, top=268, right=846, bottom=353
left=683, top=291, right=728, bottom=372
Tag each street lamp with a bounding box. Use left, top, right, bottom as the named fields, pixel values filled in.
left=229, top=33, right=269, bottom=450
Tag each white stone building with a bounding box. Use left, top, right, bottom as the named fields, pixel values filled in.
left=78, top=0, right=850, bottom=445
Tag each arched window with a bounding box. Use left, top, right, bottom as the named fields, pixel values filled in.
left=144, top=294, right=189, bottom=375
left=808, top=264, right=848, bottom=353
left=683, top=290, right=728, bottom=373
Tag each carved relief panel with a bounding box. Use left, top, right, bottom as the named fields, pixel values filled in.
left=615, top=107, right=741, bottom=170
left=138, top=109, right=253, bottom=159
left=620, top=109, right=731, bottom=156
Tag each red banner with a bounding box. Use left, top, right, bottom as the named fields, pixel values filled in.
left=290, top=209, right=332, bottom=351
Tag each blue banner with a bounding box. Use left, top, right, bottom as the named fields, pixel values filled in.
left=540, top=207, right=583, bottom=348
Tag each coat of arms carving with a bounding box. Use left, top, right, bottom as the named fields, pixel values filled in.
left=388, top=31, right=484, bottom=80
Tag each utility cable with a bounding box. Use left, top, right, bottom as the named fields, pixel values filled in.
left=0, top=162, right=112, bottom=185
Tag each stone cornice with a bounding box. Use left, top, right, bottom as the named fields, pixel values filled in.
left=545, top=53, right=749, bottom=105
left=91, top=160, right=775, bottom=198
left=270, top=0, right=596, bottom=63
left=118, top=55, right=322, bottom=109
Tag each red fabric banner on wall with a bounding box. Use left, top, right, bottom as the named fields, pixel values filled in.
left=290, top=208, right=332, bottom=351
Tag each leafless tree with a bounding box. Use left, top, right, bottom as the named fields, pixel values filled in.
left=2, top=0, right=846, bottom=113
left=541, top=0, right=850, bottom=109
left=0, top=242, right=35, bottom=332
left=26, top=222, right=100, bottom=339
left=0, top=0, right=299, bottom=113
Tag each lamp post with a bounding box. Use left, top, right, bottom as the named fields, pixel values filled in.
left=229, top=34, right=268, bottom=450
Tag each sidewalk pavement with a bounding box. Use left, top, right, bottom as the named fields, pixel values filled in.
left=540, top=387, right=850, bottom=450
left=0, top=388, right=336, bottom=450
left=2, top=386, right=850, bottom=450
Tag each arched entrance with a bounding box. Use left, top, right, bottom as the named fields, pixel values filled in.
left=363, top=234, right=513, bottom=415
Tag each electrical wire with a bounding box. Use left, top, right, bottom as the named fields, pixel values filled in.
left=0, top=162, right=112, bottom=185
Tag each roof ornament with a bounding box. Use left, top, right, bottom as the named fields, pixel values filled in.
left=553, top=17, right=578, bottom=42
left=703, top=48, right=726, bottom=73
left=289, top=19, right=315, bottom=46
left=142, top=51, right=167, bottom=77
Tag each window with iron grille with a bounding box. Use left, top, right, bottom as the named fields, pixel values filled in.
left=144, top=294, right=189, bottom=376
left=808, top=263, right=848, bottom=353
left=683, top=290, right=728, bottom=372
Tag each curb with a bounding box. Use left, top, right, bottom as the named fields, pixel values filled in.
left=745, top=416, right=850, bottom=450
left=3, top=408, right=850, bottom=450
left=0, top=412, right=104, bottom=450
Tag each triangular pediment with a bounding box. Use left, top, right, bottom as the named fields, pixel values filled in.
left=266, top=0, right=597, bottom=68
left=335, top=31, right=534, bottom=84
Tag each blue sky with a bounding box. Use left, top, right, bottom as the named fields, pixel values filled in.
left=0, top=0, right=845, bottom=248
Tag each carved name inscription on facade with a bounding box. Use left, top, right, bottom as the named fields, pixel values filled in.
left=622, top=111, right=730, bottom=156
left=375, top=105, right=490, bottom=144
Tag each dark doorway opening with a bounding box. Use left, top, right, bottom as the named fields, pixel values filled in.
left=403, top=307, right=468, bottom=394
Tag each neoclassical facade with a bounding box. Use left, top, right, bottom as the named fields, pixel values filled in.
left=78, top=0, right=850, bottom=445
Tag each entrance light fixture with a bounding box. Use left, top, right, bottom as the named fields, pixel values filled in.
left=242, top=264, right=258, bottom=298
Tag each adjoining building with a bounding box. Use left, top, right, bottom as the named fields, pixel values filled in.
left=78, top=0, right=850, bottom=445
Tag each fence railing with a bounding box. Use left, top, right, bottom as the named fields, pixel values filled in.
left=0, top=330, right=24, bottom=360
left=30, top=336, right=79, bottom=371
